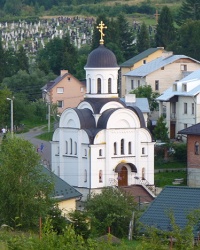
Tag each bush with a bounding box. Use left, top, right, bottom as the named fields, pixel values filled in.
left=173, top=143, right=187, bottom=162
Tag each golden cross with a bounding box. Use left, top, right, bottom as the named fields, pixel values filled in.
left=96, top=21, right=107, bottom=45
left=154, top=8, right=160, bottom=24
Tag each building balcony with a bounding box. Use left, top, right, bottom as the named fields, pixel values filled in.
left=170, top=112, right=176, bottom=120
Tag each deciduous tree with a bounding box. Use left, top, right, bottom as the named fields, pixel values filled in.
left=0, top=136, right=54, bottom=230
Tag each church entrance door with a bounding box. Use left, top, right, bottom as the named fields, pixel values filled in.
left=118, top=166, right=128, bottom=186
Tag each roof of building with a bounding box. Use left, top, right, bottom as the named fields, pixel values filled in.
left=157, top=69, right=200, bottom=101
left=178, top=123, right=200, bottom=135
left=124, top=55, right=200, bottom=77
left=139, top=186, right=200, bottom=232
left=85, top=45, right=118, bottom=68
left=120, top=48, right=163, bottom=67
left=121, top=97, right=150, bottom=113
left=42, top=166, right=82, bottom=201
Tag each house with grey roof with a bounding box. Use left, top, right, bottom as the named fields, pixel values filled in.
left=119, top=47, right=166, bottom=97
left=140, top=186, right=200, bottom=236
left=42, top=166, right=82, bottom=214
left=124, top=55, right=200, bottom=97
left=157, top=69, right=200, bottom=139
left=178, top=123, right=200, bottom=187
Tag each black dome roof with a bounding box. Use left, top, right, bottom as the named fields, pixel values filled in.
left=85, top=45, right=118, bottom=68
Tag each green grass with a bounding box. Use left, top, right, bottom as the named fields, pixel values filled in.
left=155, top=170, right=187, bottom=187
left=155, top=160, right=187, bottom=169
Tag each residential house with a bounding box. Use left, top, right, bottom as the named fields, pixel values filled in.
left=157, top=69, right=200, bottom=139
left=42, top=70, right=86, bottom=114
left=124, top=55, right=200, bottom=95
left=120, top=47, right=166, bottom=97
left=178, top=123, right=200, bottom=187
left=51, top=29, right=155, bottom=201
left=140, top=186, right=200, bottom=237
left=43, top=166, right=82, bottom=215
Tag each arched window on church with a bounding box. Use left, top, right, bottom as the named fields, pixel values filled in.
left=97, top=78, right=101, bottom=93
left=84, top=149, right=87, bottom=157
left=128, top=142, right=132, bottom=154
left=121, top=139, right=124, bottom=155
left=70, top=138, right=72, bottom=154
left=66, top=141, right=68, bottom=154
left=108, top=78, right=112, bottom=93
left=89, top=78, right=91, bottom=93
left=114, top=142, right=117, bottom=155
left=99, top=170, right=103, bottom=183
left=74, top=142, right=77, bottom=155
left=195, top=141, right=199, bottom=155
left=99, top=149, right=102, bottom=156
left=142, top=168, right=145, bottom=180
left=84, top=169, right=87, bottom=182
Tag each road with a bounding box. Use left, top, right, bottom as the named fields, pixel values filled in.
left=17, top=126, right=51, bottom=169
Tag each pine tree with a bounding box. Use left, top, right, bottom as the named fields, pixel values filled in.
left=136, top=22, right=150, bottom=53
left=177, top=0, right=200, bottom=25
left=155, top=6, right=176, bottom=49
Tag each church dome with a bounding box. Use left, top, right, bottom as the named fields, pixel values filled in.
left=85, top=45, right=118, bottom=68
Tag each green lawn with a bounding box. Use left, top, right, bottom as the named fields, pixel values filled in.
left=155, top=170, right=187, bottom=188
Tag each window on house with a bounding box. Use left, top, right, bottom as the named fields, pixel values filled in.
left=195, top=142, right=199, bottom=155
left=74, top=142, right=77, bottom=155
left=57, top=100, right=63, bottom=108
left=57, top=166, right=60, bottom=177
left=57, top=146, right=59, bottom=155
left=97, top=78, right=101, bottom=93
left=182, top=84, right=187, bottom=92
left=161, top=67, right=164, bottom=70
left=131, top=80, right=134, bottom=89
left=184, top=103, right=187, bottom=114
left=114, top=142, right=117, bottom=155
left=184, top=123, right=187, bottom=129
left=121, top=139, right=124, bottom=155
left=57, top=87, right=64, bottom=93
left=70, top=138, right=72, bottom=154
left=181, top=64, right=187, bottom=71
left=80, top=87, right=84, bottom=93
left=128, top=142, right=132, bottom=154
left=68, top=77, right=71, bottom=81
left=108, top=78, right=111, bottom=93
left=99, top=170, right=103, bottom=183
left=173, top=84, right=177, bottom=91
left=155, top=80, right=159, bottom=91
left=99, top=149, right=102, bottom=156
left=192, top=103, right=195, bottom=115
left=138, top=80, right=140, bottom=87
left=143, top=60, right=146, bottom=64
left=84, top=169, right=87, bottom=182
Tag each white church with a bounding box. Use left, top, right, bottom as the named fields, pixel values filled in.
left=51, top=21, right=155, bottom=199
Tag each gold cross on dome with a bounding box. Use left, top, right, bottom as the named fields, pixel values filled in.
left=96, top=21, right=107, bottom=45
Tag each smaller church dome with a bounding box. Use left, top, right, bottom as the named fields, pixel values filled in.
left=85, top=45, right=118, bottom=68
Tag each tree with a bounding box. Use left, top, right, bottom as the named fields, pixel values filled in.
left=174, top=20, right=200, bottom=61
left=155, top=6, right=176, bottom=49
left=0, top=136, right=54, bottom=230
left=136, top=22, right=150, bottom=53
left=0, top=88, right=12, bottom=127
left=153, top=116, right=169, bottom=142
left=130, top=85, right=159, bottom=112
left=16, top=46, right=29, bottom=73
left=0, top=39, right=6, bottom=83
left=3, top=0, right=22, bottom=15
left=116, top=13, right=136, bottom=60
left=85, top=187, right=136, bottom=237
left=177, top=0, right=200, bottom=25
